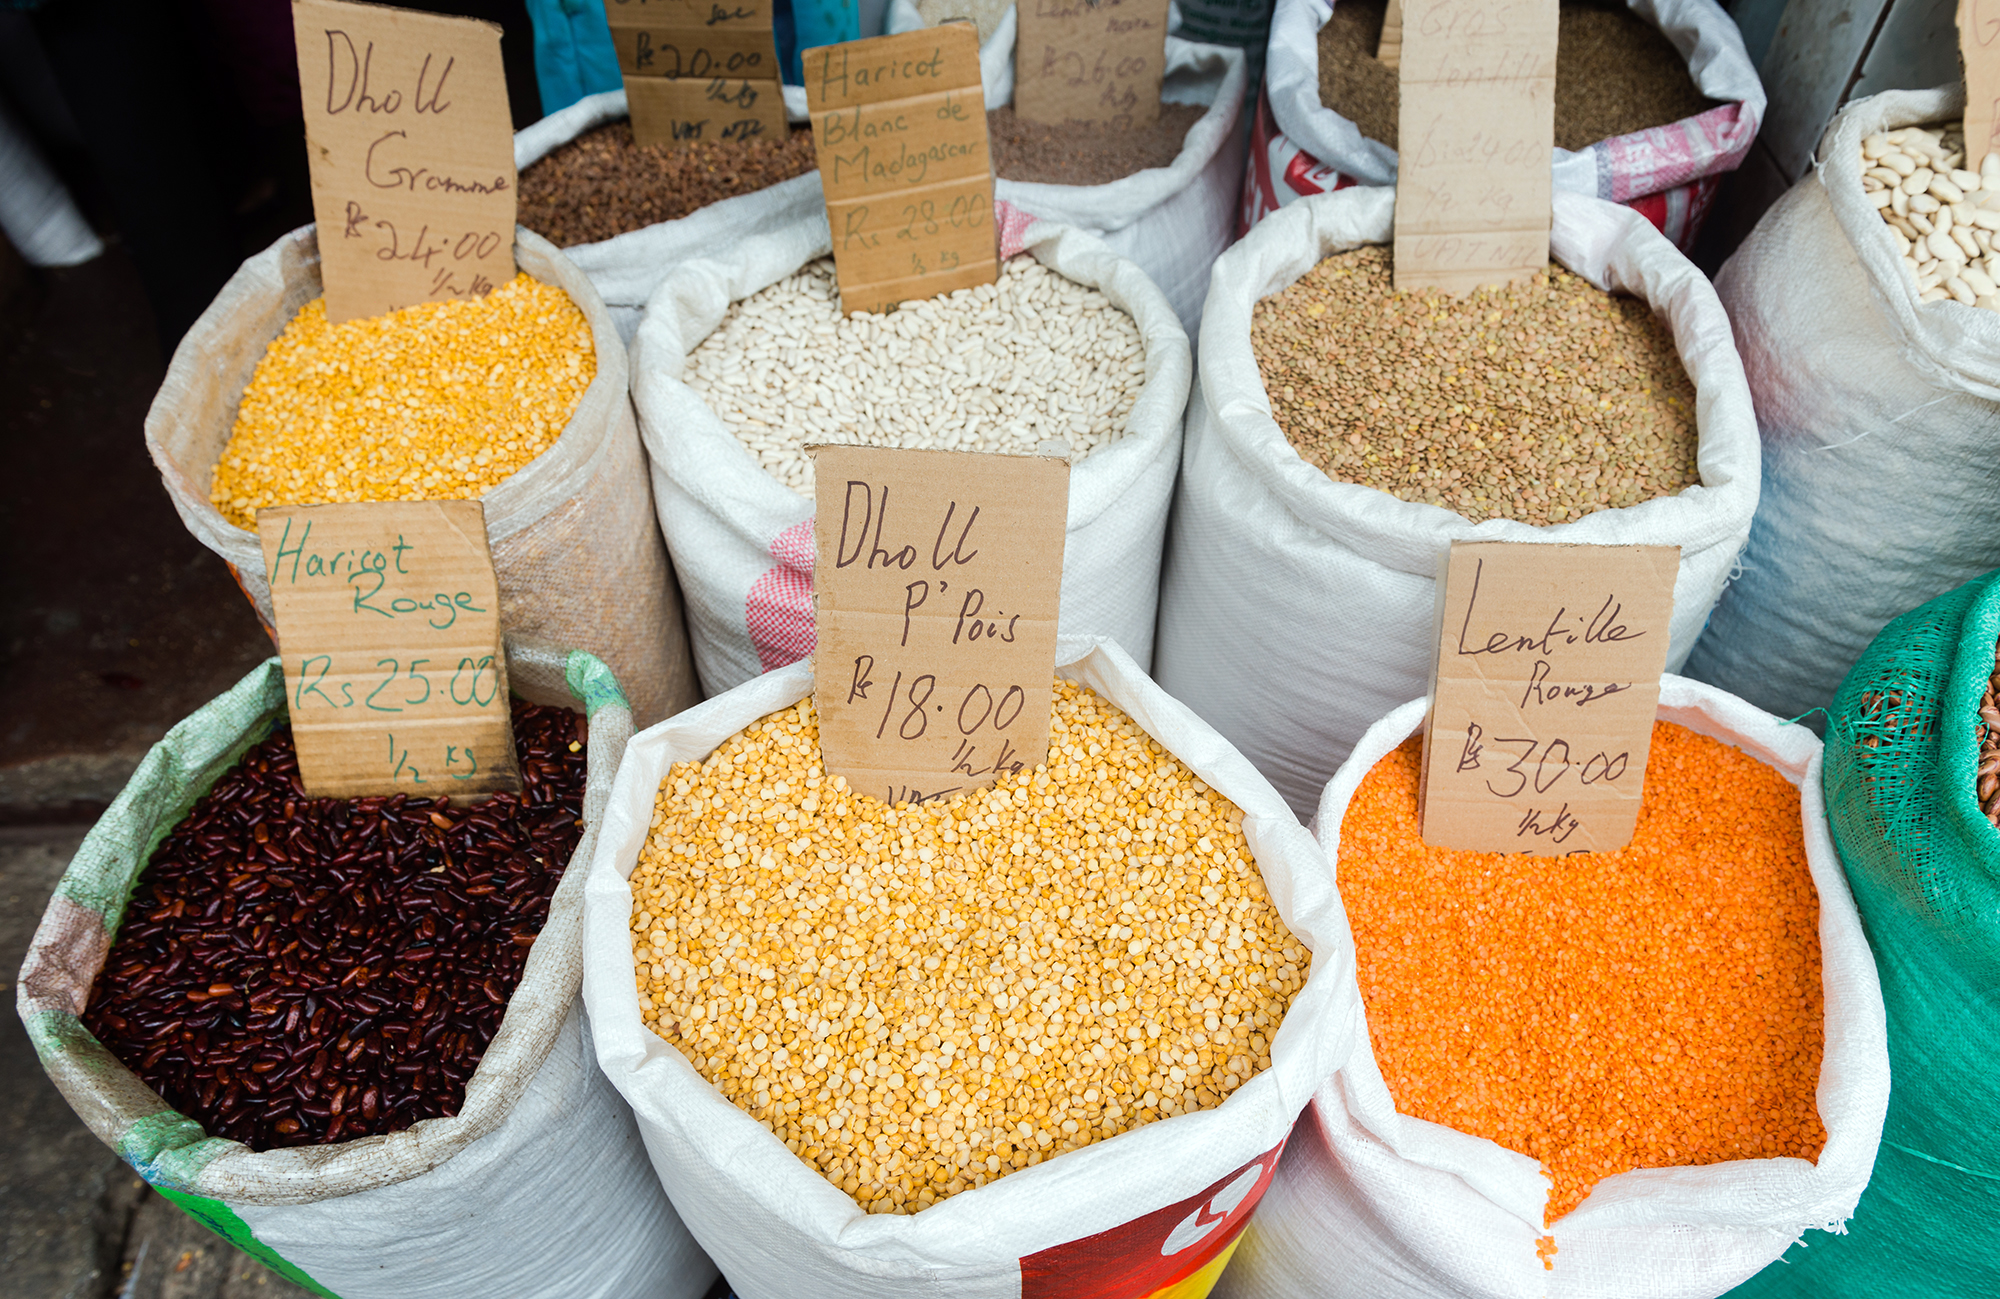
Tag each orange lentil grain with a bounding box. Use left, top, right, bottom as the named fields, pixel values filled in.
left=1338, top=722, right=1826, bottom=1226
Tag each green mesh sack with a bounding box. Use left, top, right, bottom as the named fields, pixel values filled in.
left=1728, top=568, right=2000, bottom=1298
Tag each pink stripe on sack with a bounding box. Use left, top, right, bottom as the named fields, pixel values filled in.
left=746, top=518, right=816, bottom=673
left=996, top=199, right=1037, bottom=259
left=1598, top=103, right=1754, bottom=204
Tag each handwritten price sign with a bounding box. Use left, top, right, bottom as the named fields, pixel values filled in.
left=811, top=445, right=1067, bottom=806
left=259, top=500, right=520, bottom=799
left=1419, top=541, right=1677, bottom=854
left=293, top=0, right=517, bottom=323
left=604, top=0, right=787, bottom=147
left=1015, top=0, right=1169, bottom=129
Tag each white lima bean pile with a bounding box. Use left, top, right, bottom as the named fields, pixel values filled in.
left=685, top=256, right=1147, bottom=494
left=1863, top=124, right=2000, bottom=310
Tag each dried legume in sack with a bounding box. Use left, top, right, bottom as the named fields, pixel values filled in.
left=1338, top=724, right=1826, bottom=1226
left=82, top=701, right=588, bottom=1151
left=209, top=274, right=595, bottom=529
left=1251, top=245, right=1699, bottom=526
left=1317, top=0, right=1718, bottom=153
left=685, top=256, right=1147, bottom=494
left=1857, top=122, right=2000, bottom=312
left=986, top=103, right=1209, bottom=187
left=627, top=679, right=1309, bottom=1215
left=1977, top=634, right=2000, bottom=824
left=517, top=122, right=820, bottom=249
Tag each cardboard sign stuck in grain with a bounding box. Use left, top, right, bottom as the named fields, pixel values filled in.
left=292, top=0, right=517, bottom=323
left=258, top=500, right=520, bottom=799
left=1392, top=0, right=1556, bottom=294
left=1014, top=0, right=1170, bottom=129
left=602, top=0, right=786, bottom=147
left=1962, top=0, right=2000, bottom=170
left=810, top=445, right=1067, bottom=805
left=804, top=25, right=999, bottom=315
left=1419, top=540, right=1677, bottom=855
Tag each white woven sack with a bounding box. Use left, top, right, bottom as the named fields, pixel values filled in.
left=631, top=214, right=1190, bottom=698
left=887, top=0, right=1248, bottom=333
left=581, top=635, right=1360, bottom=1299
left=1153, top=185, right=1760, bottom=819
left=143, top=225, right=700, bottom=729
left=16, top=647, right=716, bottom=1299
left=1256, top=0, right=1763, bottom=213
left=514, top=86, right=822, bottom=343
left=1685, top=85, right=2000, bottom=727
left=1214, top=674, right=1889, bottom=1299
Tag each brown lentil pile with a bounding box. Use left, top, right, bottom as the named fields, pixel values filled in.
left=1318, top=0, right=1719, bottom=153
left=628, top=680, right=1309, bottom=1215
left=1976, top=633, right=2000, bottom=824
left=82, top=702, right=588, bottom=1150
left=1252, top=245, right=1699, bottom=525
left=1339, top=725, right=1827, bottom=1227
left=987, top=103, right=1208, bottom=187
left=517, top=121, right=819, bottom=248
left=210, top=274, right=594, bottom=530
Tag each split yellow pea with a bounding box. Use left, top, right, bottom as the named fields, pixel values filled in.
left=209, top=274, right=594, bottom=530
left=628, top=680, right=1309, bottom=1215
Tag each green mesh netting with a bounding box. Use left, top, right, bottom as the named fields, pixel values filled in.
left=1727, top=569, right=2000, bottom=1298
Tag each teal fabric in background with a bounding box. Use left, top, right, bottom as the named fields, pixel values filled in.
left=786, top=0, right=858, bottom=82
left=525, top=0, right=622, bottom=115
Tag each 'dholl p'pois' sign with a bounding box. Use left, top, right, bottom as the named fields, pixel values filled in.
left=258, top=500, right=520, bottom=798
left=293, top=0, right=518, bottom=323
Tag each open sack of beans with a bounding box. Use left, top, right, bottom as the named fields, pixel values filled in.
left=579, top=634, right=1357, bottom=1299
left=1244, top=0, right=1765, bottom=248
left=514, top=86, right=823, bottom=343
left=144, top=225, right=699, bottom=729
left=631, top=213, right=1190, bottom=697
left=1685, top=86, right=2000, bottom=732
left=1719, top=570, right=2000, bottom=1296
left=1212, top=675, right=1888, bottom=1299
left=1153, top=185, right=1760, bottom=818
left=886, top=0, right=1249, bottom=332
left=14, top=647, right=717, bottom=1299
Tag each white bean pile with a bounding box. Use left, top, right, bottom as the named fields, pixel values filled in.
left=685, top=256, right=1147, bottom=494
left=1863, top=124, right=2000, bottom=311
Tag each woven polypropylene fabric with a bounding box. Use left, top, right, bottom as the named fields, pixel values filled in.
left=1728, top=570, right=2000, bottom=1297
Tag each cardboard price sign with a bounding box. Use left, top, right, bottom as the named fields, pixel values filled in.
left=804, top=26, right=999, bottom=315
left=1392, top=0, right=1556, bottom=294
left=292, top=0, right=517, bottom=324
left=258, top=501, right=521, bottom=799
left=1014, top=0, right=1170, bottom=129
left=1962, top=0, right=2000, bottom=172
left=811, top=445, right=1067, bottom=806
left=1419, top=541, right=1677, bottom=855
left=1378, top=0, right=1404, bottom=69
left=603, top=0, right=787, bottom=147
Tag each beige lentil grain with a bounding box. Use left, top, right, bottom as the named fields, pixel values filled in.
left=629, top=679, right=1308, bottom=1215
left=210, top=274, right=595, bottom=530
left=1251, top=245, right=1700, bottom=526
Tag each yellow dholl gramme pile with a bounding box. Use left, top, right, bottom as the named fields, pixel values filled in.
left=210, top=274, right=594, bottom=530
left=627, top=680, right=1310, bottom=1214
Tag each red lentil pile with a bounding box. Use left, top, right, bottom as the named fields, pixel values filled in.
left=1338, top=724, right=1826, bottom=1225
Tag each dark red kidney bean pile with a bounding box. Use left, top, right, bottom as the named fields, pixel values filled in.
left=82, top=701, right=588, bottom=1151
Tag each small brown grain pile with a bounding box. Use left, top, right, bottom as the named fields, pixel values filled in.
left=211, top=274, right=594, bottom=530
left=517, top=121, right=818, bottom=248
left=987, top=103, right=1208, bottom=186
left=1252, top=245, right=1699, bottom=525
left=628, top=680, right=1308, bottom=1215
left=1340, top=725, right=1826, bottom=1227
left=1976, top=633, right=2000, bottom=824
left=1319, top=0, right=1719, bottom=152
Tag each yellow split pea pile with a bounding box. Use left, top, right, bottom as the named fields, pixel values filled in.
left=210, top=275, right=595, bottom=529
left=629, top=680, right=1309, bottom=1215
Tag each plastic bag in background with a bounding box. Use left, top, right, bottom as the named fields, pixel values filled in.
left=631, top=211, right=1190, bottom=697
left=1725, top=570, right=2000, bottom=1297
left=887, top=0, right=1248, bottom=334
left=514, top=89, right=820, bottom=344
left=580, top=635, right=1360, bottom=1299
left=1241, top=0, right=1765, bottom=247
left=1153, top=185, right=1761, bottom=819
left=0, top=94, right=102, bottom=267
left=16, top=650, right=717, bottom=1299
left=1216, top=675, right=1888, bottom=1299
left=1684, top=86, right=2000, bottom=732
left=1176, top=0, right=1275, bottom=83
left=143, top=224, right=701, bottom=729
